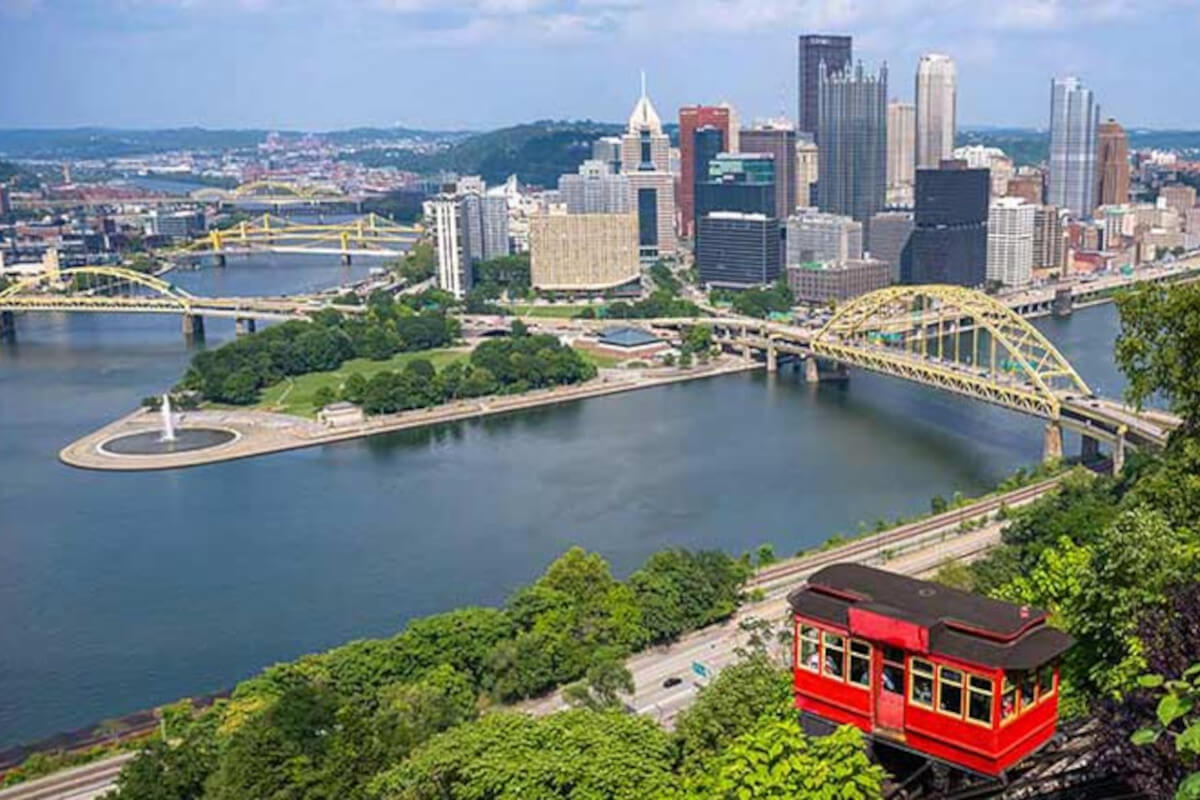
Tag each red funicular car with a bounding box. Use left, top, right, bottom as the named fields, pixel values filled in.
left=788, top=563, right=1073, bottom=777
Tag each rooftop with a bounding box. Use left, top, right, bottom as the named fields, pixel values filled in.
left=598, top=326, right=662, bottom=348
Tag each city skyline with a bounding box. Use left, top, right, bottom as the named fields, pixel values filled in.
left=2, top=1, right=1199, bottom=130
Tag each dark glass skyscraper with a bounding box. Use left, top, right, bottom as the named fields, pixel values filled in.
left=695, top=153, right=780, bottom=288
left=692, top=126, right=725, bottom=234
left=816, top=60, right=887, bottom=227
left=901, top=165, right=989, bottom=286
left=797, top=34, right=852, bottom=138
left=694, top=152, right=776, bottom=229
left=740, top=125, right=798, bottom=220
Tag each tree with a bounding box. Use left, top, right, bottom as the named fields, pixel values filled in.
left=674, top=654, right=793, bottom=773
left=1128, top=667, right=1200, bottom=799
left=313, top=386, right=336, bottom=409
left=679, top=719, right=885, bottom=800
left=1095, top=583, right=1200, bottom=799
left=221, top=369, right=259, bottom=405
left=1115, top=282, right=1200, bottom=432
left=510, top=318, right=529, bottom=338
left=373, top=665, right=478, bottom=760
left=562, top=649, right=635, bottom=711
left=343, top=372, right=367, bottom=404
left=367, top=710, right=677, bottom=800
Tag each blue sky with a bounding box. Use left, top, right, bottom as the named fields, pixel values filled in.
left=1, top=0, right=1198, bottom=131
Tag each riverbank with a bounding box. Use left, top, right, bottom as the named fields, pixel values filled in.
left=59, top=357, right=760, bottom=471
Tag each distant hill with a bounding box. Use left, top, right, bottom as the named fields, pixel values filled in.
left=340, top=120, right=624, bottom=188
left=0, top=126, right=464, bottom=160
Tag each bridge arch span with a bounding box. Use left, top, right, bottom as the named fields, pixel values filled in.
left=0, top=267, right=196, bottom=313
left=810, top=285, right=1091, bottom=420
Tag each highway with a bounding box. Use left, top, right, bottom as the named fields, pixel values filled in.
left=0, top=753, right=133, bottom=800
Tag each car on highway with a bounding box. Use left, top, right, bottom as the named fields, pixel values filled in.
left=662, top=676, right=683, bottom=689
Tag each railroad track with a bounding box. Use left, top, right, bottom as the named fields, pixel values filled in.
left=746, top=475, right=1066, bottom=594
left=0, top=753, right=133, bottom=800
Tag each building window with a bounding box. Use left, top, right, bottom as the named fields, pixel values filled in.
left=1038, top=665, right=1056, bottom=701
left=823, top=632, right=845, bottom=680
left=849, top=640, right=871, bottom=687
left=1020, top=672, right=1036, bottom=711
left=799, top=625, right=820, bottom=672
left=882, top=646, right=905, bottom=695
left=910, top=659, right=934, bottom=708
left=968, top=676, right=994, bottom=726
left=938, top=667, right=964, bottom=717
left=637, top=188, right=658, bottom=248
left=1001, top=675, right=1018, bottom=723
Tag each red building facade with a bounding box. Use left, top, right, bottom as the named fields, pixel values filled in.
left=678, top=105, right=732, bottom=240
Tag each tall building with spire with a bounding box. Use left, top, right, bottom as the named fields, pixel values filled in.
left=620, top=73, right=676, bottom=257
left=915, top=54, right=956, bottom=169
left=1096, top=118, right=1131, bottom=208
left=1048, top=76, right=1099, bottom=219
left=816, top=60, right=888, bottom=226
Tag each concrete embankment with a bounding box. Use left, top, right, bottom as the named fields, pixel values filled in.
left=60, top=359, right=760, bottom=472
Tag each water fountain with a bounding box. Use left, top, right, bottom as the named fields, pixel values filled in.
left=160, top=393, right=177, bottom=442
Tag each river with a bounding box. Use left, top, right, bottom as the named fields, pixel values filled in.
left=0, top=258, right=1129, bottom=748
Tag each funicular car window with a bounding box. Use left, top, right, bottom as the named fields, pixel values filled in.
left=823, top=633, right=845, bottom=679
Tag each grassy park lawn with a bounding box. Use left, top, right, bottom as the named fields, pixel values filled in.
left=256, top=348, right=466, bottom=417
left=579, top=350, right=630, bottom=369
left=509, top=304, right=599, bottom=318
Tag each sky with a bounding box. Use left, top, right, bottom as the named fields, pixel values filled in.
left=1, top=0, right=1198, bottom=132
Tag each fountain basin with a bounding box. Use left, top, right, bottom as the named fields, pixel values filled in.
left=99, top=428, right=238, bottom=456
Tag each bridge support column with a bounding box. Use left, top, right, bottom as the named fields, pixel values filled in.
left=804, top=356, right=820, bottom=384
left=0, top=310, right=14, bottom=341
left=1042, top=421, right=1063, bottom=464
left=766, top=340, right=778, bottom=373
left=235, top=317, right=257, bottom=337
left=182, top=313, right=205, bottom=342
left=1052, top=287, right=1074, bottom=318
left=1112, top=434, right=1126, bottom=476
left=340, top=253, right=352, bottom=266
left=1080, top=434, right=1101, bottom=464
left=214, top=253, right=226, bottom=268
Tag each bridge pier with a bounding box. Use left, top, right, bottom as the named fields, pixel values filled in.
left=0, top=310, right=15, bottom=341
left=181, top=313, right=205, bottom=342
left=1042, top=421, right=1063, bottom=464
left=1052, top=287, right=1074, bottom=318
left=235, top=317, right=257, bottom=337
left=340, top=253, right=352, bottom=266
left=1080, top=434, right=1101, bottom=464
left=1112, top=434, right=1126, bottom=476
left=214, top=253, right=226, bottom=268
left=804, top=356, right=819, bottom=383
left=766, top=340, right=778, bottom=373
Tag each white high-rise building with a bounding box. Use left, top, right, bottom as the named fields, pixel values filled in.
left=429, top=198, right=468, bottom=299
left=886, top=101, right=915, bottom=206
left=915, top=54, right=956, bottom=169
left=1048, top=76, right=1099, bottom=219
left=987, top=197, right=1036, bottom=287
left=559, top=160, right=632, bottom=214
left=620, top=73, right=676, bottom=256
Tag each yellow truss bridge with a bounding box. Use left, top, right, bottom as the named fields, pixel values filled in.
left=181, top=213, right=421, bottom=263
left=191, top=180, right=354, bottom=206
left=0, top=266, right=343, bottom=339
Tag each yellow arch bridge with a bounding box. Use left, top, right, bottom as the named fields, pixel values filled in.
left=540, top=285, right=1173, bottom=469
left=191, top=180, right=358, bottom=208
left=0, top=266, right=348, bottom=340
left=180, top=213, right=421, bottom=264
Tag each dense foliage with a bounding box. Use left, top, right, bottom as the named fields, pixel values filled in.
left=113, top=546, right=756, bottom=800
left=473, top=253, right=530, bottom=290
left=711, top=280, right=794, bottom=318
left=1116, top=282, right=1200, bottom=432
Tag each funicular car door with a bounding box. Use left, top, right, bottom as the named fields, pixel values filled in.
left=875, top=645, right=906, bottom=734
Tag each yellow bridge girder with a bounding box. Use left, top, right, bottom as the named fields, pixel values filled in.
left=0, top=266, right=197, bottom=313
left=191, top=214, right=421, bottom=253
left=809, top=285, right=1092, bottom=420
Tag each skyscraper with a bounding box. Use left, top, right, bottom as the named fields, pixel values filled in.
left=430, top=197, right=469, bottom=299
left=692, top=126, right=726, bottom=232
left=1095, top=118, right=1131, bottom=208
left=696, top=213, right=782, bottom=287
left=886, top=100, right=915, bottom=206
left=620, top=75, right=676, bottom=257
left=559, top=159, right=632, bottom=214
left=816, top=60, right=888, bottom=226
left=795, top=138, right=819, bottom=207
left=1048, top=76, right=1099, bottom=219
left=591, top=137, right=622, bottom=174
left=740, top=123, right=797, bottom=220
left=786, top=209, right=863, bottom=265
left=915, top=54, right=956, bottom=169
left=459, top=191, right=509, bottom=266
left=678, top=105, right=734, bottom=239
left=797, top=34, right=852, bottom=139
left=902, top=164, right=989, bottom=286
left=695, top=153, right=776, bottom=236
left=987, top=198, right=1036, bottom=287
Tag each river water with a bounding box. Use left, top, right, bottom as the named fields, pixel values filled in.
left=0, top=258, right=1128, bottom=747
